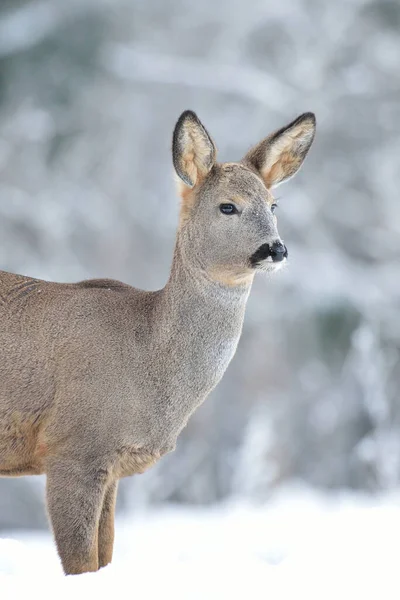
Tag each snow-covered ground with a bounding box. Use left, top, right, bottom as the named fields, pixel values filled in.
left=1, top=484, right=399, bottom=599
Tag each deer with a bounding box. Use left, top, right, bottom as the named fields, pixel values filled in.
left=0, top=109, right=316, bottom=575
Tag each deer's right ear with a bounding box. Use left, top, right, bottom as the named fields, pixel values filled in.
left=172, top=111, right=217, bottom=189
left=243, top=112, right=316, bottom=189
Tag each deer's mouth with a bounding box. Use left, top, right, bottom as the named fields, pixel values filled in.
left=249, top=242, right=288, bottom=270
left=251, top=257, right=287, bottom=273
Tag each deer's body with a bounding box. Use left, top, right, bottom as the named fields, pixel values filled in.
left=0, top=110, right=315, bottom=574
left=0, top=261, right=248, bottom=478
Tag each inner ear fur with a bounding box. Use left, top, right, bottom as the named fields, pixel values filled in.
left=172, top=110, right=217, bottom=189
left=243, top=112, right=316, bottom=189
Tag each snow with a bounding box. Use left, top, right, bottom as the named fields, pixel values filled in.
left=1, top=485, right=399, bottom=599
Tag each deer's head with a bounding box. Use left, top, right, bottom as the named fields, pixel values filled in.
left=173, top=110, right=316, bottom=286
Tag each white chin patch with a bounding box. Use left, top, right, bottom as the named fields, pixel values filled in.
left=258, top=257, right=286, bottom=272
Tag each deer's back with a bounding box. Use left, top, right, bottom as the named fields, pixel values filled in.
left=0, top=269, right=153, bottom=397
left=0, top=270, right=158, bottom=472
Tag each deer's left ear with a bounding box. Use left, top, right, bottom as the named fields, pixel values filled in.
left=243, top=112, right=316, bottom=189
left=172, top=110, right=217, bottom=189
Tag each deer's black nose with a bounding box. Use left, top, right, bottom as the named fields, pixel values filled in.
left=270, top=241, right=288, bottom=262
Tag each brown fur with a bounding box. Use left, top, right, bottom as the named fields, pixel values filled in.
left=0, top=110, right=315, bottom=575
left=177, top=179, right=198, bottom=226
left=208, top=266, right=254, bottom=287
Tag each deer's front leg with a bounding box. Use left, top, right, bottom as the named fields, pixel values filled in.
left=98, top=480, right=118, bottom=569
left=46, top=458, right=110, bottom=575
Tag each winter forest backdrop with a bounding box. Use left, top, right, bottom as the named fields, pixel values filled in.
left=1, top=0, right=400, bottom=531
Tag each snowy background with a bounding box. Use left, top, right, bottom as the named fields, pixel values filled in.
left=0, top=0, right=400, bottom=594
left=2, top=486, right=400, bottom=598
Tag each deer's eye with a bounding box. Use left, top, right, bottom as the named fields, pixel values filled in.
left=271, top=203, right=278, bottom=213
left=220, top=203, right=237, bottom=215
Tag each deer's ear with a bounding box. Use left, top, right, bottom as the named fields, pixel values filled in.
left=243, top=112, right=316, bottom=189
left=172, top=110, right=217, bottom=189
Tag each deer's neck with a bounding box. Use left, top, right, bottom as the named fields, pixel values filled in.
left=155, top=240, right=253, bottom=409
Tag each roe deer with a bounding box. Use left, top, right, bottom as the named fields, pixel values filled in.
left=0, top=110, right=316, bottom=574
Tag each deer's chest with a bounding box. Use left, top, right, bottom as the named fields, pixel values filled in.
left=112, top=318, right=243, bottom=472
left=187, top=334, right=239, bottom=391
left=113, top=445, right=162, bottom=478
